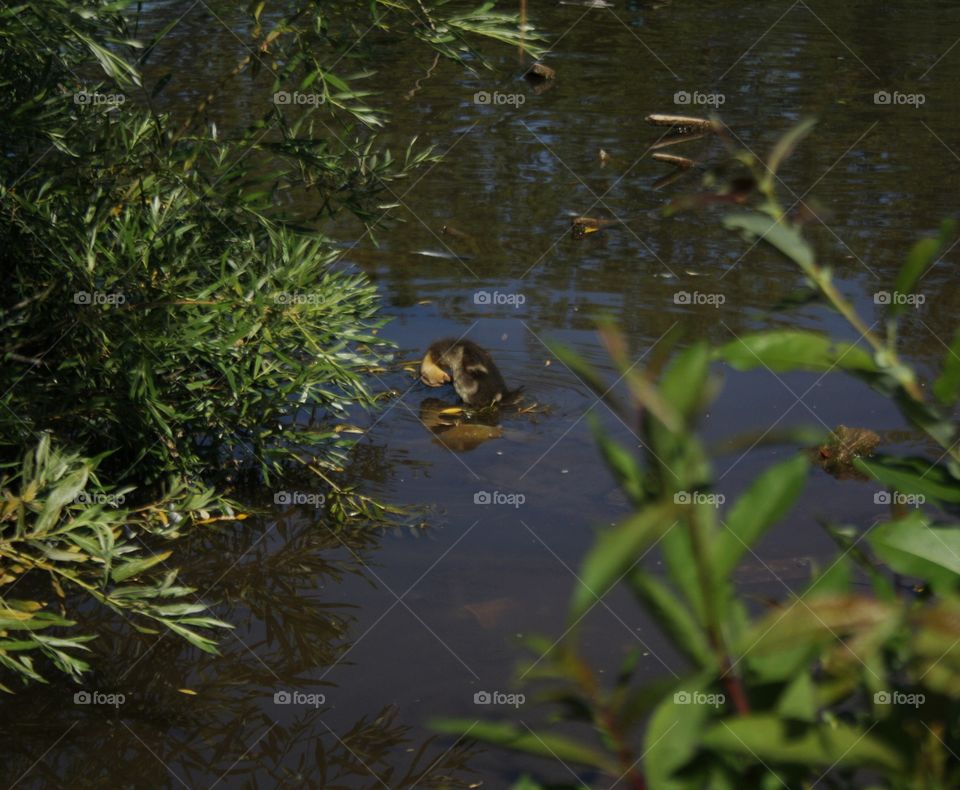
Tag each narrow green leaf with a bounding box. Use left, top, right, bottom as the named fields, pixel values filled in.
left=430, top=720, right=619, bottom=774
left=716, top=330, right=877, bottom=374
left=723, top=212, right=815, bottom=271
left=776, top=672, right=817, bottom=722
left=715, top=455, right=809, bottom=577
left=36, top=467, right=89, bottom=533
left=110, top=550, right=173, bottom=583
left=893, top=219, right=955, bottom=303
left=701, top=715, right=903, bottom=770
left=659, top=342, right=711, bottom=423
left=868, top=512, right=960, bottom=590
left=933, top=327, right=960, bottom=405
left=590, top=416, right=644, bottom=503
left=628, top=572, right=714, bottom=667
left=571, top=502, right=678, bottom=621
left=856, top=455, right=960, bottom=504
left=766, top=118, right=817, bottom=176
left=644, top=676, right=717, bottom=789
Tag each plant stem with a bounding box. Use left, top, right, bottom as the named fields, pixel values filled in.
left=687, top=507, right=750, bottom=715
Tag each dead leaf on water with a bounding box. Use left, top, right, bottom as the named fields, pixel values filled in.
left=460, top=597, right=516, bottom=629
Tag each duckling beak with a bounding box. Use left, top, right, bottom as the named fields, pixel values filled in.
left=420, top=371, right=451, bottom=386
left=420, top=353, right=451, bottom=386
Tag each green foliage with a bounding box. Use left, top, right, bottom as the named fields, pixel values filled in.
left=1, top=0, right=538, bottom=685
left=436, top=122, right=960, bottom=787
left=0, top=436, right=232, bottom=689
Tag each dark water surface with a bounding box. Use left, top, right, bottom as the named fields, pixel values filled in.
left=5, top=1, right=960, bottom=787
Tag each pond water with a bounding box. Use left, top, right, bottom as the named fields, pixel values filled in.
left=5, top=1, right=960, bottom=787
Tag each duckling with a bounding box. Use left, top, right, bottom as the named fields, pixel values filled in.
left=419, top=339, right=515, bottom=408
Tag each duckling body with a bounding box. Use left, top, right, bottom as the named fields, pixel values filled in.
left=420, top=339, right=513, bottom=407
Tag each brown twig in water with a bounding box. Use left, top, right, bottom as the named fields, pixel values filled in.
left=404, top=53, right=441, bottom=101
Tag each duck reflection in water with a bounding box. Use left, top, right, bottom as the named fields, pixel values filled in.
left=417, top=339, right=522, bottom=452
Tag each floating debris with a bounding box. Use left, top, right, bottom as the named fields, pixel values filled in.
left=441, top=223, right=475, bottom=242
left=813, top=425, right=881, bottom=480
left=653, top=167, right=694, bottom=191
left=645, top=113, right=715, bottom=133
left=648, top=132, right=709, bottom=154
left=571, top=215, right=617, bottom=239
left=653, top=152, right=696, bottom=169
left=655, top=269, right=707, bottom=279
left=559, top=0, right=614, bottom=7
left=412, top=249, right=474, bottom=261
left=524, top=62, right=556, bottom=82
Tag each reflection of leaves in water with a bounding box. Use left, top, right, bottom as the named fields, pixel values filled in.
left=257, top=707, right=478, bottom=789
left=0, top=508, right=479, bottom=787
left=0, top=699, right=478, bottom=788
left=205, top=507, right=387, bottom=667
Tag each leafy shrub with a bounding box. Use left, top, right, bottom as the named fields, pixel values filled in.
left=0, top=0, right=541, bottom=685
left=435, top=122, right=960, bottom=788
